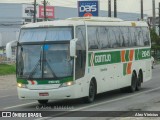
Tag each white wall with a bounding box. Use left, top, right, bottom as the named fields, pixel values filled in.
left=0, top=28, right=20, bottom=47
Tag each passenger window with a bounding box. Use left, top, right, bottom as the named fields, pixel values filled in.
left=88, top=27, right=100, bottom=50
left=88, top=26, right=150, bottom=50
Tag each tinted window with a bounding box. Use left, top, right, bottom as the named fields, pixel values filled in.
left=88, top=26, right=150, bottom=50
left=19, top=27, right=73, bottom=42
left=141, top=27, right=150, bottom=46
left=88, top=27, right=99, bottom=49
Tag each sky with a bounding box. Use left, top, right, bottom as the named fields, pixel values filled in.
left=0, top=0, right=160, bottom=16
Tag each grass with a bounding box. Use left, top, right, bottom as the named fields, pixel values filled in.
left=0, top=64, right=16, bottom=75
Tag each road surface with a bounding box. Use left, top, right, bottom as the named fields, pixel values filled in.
left=0, top=65, right=160, bottom=120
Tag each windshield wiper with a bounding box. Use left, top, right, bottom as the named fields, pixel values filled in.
left=28, top=51, right=58, bottom=79
left=28, top=50, right=42, bottom=79
left=40, top=51, right=42, bottom=70
left=27, top=59, right=41, bottom=79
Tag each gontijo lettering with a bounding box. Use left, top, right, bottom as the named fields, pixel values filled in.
left=95, top=54, right=111, bottom=63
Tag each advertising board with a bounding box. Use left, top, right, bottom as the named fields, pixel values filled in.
left=78, top=0, right=99, bottom=17
left=39, top=5, right=54, bottom=18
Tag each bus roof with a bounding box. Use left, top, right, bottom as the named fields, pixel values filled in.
left=22, top=17, right=148, bottom=28
left=66, top=17, right=124, bottom=22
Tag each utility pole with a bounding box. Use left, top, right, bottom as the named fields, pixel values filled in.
left=108, top=0, right=111, bottom=17
left=140, top=0, right=143, bottom=20
left=33, top=0, right=36, bottom=23
left=159, top=2, right=160, bottom=36
left=44, top=0, right=47, bottom=21
left=152, top=0, right=156, bottom=30
left=114, top=0, right=117, bottom=18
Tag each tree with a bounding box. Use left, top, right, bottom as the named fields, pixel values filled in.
left=150, top=28, right=159, bottom=44
left=150, top=28, right=160, bottom=58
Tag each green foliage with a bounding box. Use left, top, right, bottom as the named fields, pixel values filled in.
left=152, top=45, right=160, bottom=50
left=0, top=64, right=16, bottom=75
left=150, top=28, right=160, bottom=44
left=150, top=29, right=160, bottom=60
left=150, top=29, right=160, bottom=53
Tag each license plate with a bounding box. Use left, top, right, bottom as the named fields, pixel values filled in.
left=39, top=92, right=49, bottom=96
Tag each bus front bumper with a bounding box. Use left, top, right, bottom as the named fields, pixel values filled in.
left=17, top=85, right=76, bottom=100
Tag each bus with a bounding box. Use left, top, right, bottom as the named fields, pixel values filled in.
left=7, top=17, right=151, bottom=104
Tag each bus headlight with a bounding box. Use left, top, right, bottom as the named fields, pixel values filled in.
left=60, top=81, right=75, bottom=87
left=17, top=83, right=27, bottom=88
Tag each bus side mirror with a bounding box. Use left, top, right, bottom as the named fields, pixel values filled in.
left=6, top=40, right=17, bottom=59
left=70, top=38, right=78, bottom=57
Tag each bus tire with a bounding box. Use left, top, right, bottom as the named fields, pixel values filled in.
left=136, top=71, right=142, bottom=91
left=84, top=80, right=96, bottom=103
left=129, top=72, right=137, bottom=93
left=38, top=100, right=48, bottom=104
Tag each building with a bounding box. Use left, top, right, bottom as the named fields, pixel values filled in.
left=55, top=6, right=147, bottom=21
left=0, top=3, right=147, bottom=48
left=0, top=3, right=54, bottom=48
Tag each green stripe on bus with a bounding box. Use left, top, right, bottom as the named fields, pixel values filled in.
left=88, top=51, right=121, bottom=66
left=123, top=63, right=127, bottom=76
left=125, top=50, right=129, bottom=62
left=17, top=79, right=28, bottom=84
left=17, top=76, right=73, bottom=85
left=135, top=49, right=139, bottom=60
left=88, top=48, right=151, bottom=67
left=135, top=48, right=151, bottom=60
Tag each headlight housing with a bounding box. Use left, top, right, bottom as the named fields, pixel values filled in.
left=17, top=83, right=27, bottom=88
left=60, top=81, right=75, bottom=87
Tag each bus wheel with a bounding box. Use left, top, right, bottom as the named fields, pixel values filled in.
left=84, top=80, right=96, bottom=103
left=129, top=72, right=137, bottom=93
left=38, top=100, right=48, bottom=104
left=136, top=72, right=142, bottom=91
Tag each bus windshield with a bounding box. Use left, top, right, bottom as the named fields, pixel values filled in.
left=17, top=44, right=73, bottom=79
left=19, top=27, right=73, bottom=42
left=17, top=27, right=74, bottom=80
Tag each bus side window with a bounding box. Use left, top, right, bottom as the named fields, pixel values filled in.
left=143, top=27, right=150, bottom=46
left=75, top=26, right=86, bottom=80
left=130, top=27, right=137, bottom=46
left=88, top=26, right=100, bottom=50
left=137, top=27, right=144, bottom=46
left=112, top=27, right=120, bottom=48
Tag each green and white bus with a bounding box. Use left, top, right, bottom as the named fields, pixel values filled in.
left=7, top=17, right=152, bottom=104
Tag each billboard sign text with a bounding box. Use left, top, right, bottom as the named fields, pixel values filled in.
left=78, top=0, right=99, bottom=17
left=39, top=5, right=54, bottom=18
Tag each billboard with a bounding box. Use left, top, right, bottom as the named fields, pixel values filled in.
left=39, top=5, right=54, bottom=18
left=78, top=0, right=99, bottom=17
left=22, top=4, right=38, bottom=18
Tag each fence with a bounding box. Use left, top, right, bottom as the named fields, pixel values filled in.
left=0, top=48, right=16, bottom=64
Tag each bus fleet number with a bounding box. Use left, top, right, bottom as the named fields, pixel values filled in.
left=142, top=50, right=150, bottom=58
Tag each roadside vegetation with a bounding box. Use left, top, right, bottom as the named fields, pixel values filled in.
left=0, top=64, right=16, bottom=75
left=150, top=28, right=160, bottom=62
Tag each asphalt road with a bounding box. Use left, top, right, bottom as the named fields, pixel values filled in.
left=0, top=65, right=160, bottom=120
